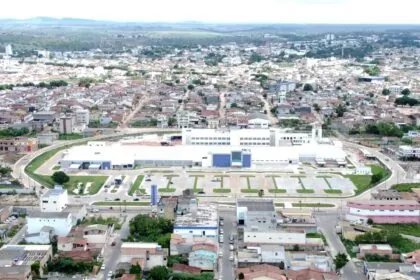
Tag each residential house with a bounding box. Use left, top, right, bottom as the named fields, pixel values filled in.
left=287, top=268, right=339, bottom=280
left=120, top=242, right=168, bottom=272
left=0, top=137, right=38, bottom=153
left=0, top=245, right=52, bottom=278
left=27, top=211, right=72, bottom=238
left=40, top=186, right=68, bottom=212
left=236, top=264, right=287, bottom=280
left=188, top=244, right=218, bottom=270
left=1, top=266, right=32, bottom=280
left=172, top=263, right=201, bottom=275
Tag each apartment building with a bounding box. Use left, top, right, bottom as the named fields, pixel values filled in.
left=0, top=137, right=38, bottom=153
left=40, top=186, right=68, bottom=212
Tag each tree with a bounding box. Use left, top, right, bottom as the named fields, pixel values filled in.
left=129, top=263, right=142, bottom=275
left=371, top=173, right=383, bottom=185
left=238, top=272, right=245, bottom=279
left=258, top=189, right=264, bottom=198
left=313, top=103, right=321, bottom=112
left=401, top=88, right=411, bottom=96
left=303, top=83, right=314, bottom=91
left=31, top=261, right=41, bottom=277
left=187, top=85, right=194, bottom=91
left=334, top=253, right=349, bottom=271
left=335, top=104, right=347, bottom=117
left=293, top=244, right=300, bottom=251
left=149, top=266, right=169, bottom=280
left=395, top=96, right=419, bottom=106
left=231, top=103, right=238, bottom=108
left=382, top=88, right=390, bottom=95
left=0, top=166, right=12, bottom=177
left=367, top=218, right=374, bottom=225
left=51, top=171, right=70, bottom=185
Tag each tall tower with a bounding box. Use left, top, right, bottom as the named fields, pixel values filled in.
left=5, top=44, right=12, bottom=56
left=150, top=184, right=159, bottom=206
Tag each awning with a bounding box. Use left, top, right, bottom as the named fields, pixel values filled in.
left=69, top=163, right=82, bottom=169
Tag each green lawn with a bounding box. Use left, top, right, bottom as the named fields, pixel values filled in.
left=274, top=203, right=285, bottom=207
left=128, top=175, right=144, bottom=196
left=159, top=188, right=176, bottom=193
left=193, top=188, right=203, bottom=193
left=93, top=201, right=151, bottom=206
left=240, top=189, right=259, bottom=193
left=342, top=238, right=357, bottom=258
left=40, top=175, right=107, bottom=195
left=268, top=189, right=287, bottom=193
left=345, top=164, right=391, bottom=195
left=296, top=189, right=315, bottom=194
left=292, top=203, right=335, bottom=208
left=324, top=189, right=343, bottom=194
left=58, top=133, right=84, bottom=140
left=52, top=165, right=61, bottom=170
left=345, top=174, right=371, bottom=194
left=213, top=188, right=231, bottom=193
left=391, top=183, right=420, bottom=192
left=239, top=175, right=255, bottom=178
left=374, top=224, right=420, bottom=237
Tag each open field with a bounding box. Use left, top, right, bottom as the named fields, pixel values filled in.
left=128, top=175, right=145, bottom=196
left=40, top=175, right=108, bottom=195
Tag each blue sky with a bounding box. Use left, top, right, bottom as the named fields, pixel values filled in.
left=2, top=0, right=419, bottom=24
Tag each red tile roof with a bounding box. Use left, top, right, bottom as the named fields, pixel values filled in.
left=172, top=264, right=202, bottom=275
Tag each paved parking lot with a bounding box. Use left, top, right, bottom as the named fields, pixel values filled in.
left=327, top=177, right=355, bottom=193
left=120, top=172, right=357, bottom=196
left=301, top=177, right=330, bottom=191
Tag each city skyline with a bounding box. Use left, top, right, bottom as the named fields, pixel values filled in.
left=1, top=0, right=420, bottom=24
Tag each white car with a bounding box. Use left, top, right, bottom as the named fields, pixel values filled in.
left=101, top=264, right=105, bottom=270
left=229, top=255, right=234, bottom=261
left=108, top=271, right=113, bottom=276
left=229, top=245, right=234, bottom=251
left=218, top=251, right=223, bottom=257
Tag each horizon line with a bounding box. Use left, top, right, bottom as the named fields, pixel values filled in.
left=1, top=17, right=420, bottom=26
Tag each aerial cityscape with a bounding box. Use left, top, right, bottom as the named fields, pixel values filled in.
left=0, top=1, right=420, bottom=280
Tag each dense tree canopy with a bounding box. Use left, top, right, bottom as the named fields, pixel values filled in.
left=127, top=214, right=173, bottom=248
left=334, top=253, right=349, bottom=271
left=51, top=171, right=70, bottom=185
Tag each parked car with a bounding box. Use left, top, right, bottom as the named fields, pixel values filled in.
left=145, top=178, right=152, bottom=182
left=101, top=264, right=105, bottom=270
left=229, top=255, right=234, bottom=261
left=198, top=191, right=205, bottom=194
left=133, top=198, right=139, bottom=201
left=229, top=245, right=234, bottom=251
left=114, top=198, right=121, bottom=201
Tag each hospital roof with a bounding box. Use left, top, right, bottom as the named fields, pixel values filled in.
left=61, top=142, right=346, bottom=164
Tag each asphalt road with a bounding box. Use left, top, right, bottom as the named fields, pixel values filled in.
left=315, top=212, right=364, bottom=280
left=101, top=214, right=133, bottom=280
left=8, top=224, right=27, bottom=245
left=218, top=209, right=235, bottom=280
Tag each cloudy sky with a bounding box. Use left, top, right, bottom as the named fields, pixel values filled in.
left=1, top=0, right=419, bottom=24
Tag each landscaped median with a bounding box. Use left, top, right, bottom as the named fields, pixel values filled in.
left=128, top=175, right=145, bottom=196
left=92, top=201, right=151, bottom=206
left=39, top=174, right=108, bottom=195
left=292, top=202, right=335, bottom=208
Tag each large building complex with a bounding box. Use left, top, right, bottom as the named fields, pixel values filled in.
left=346, top=200, right=420, bottom=224
left=60, top=125, right=346, bottom=170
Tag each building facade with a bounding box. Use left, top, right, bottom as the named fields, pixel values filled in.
left=40, top=187, right=68, bottom=212
left=27, top=212, right=73, bottom=237
left=346, top=200, right=420, bottom=224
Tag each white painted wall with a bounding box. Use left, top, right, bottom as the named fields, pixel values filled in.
left=27, top=215, right=72, bottom=237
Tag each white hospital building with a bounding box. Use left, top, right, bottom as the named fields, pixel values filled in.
left=60, top=125, right=347, bottom=170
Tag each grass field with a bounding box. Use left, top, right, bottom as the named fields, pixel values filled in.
left=128, top=176, right=144, bottom=196
left=240, top=189, right=259, bottom=193
left=391, top=183, right=420, bottom=192
left=159, top=188, right=176, bottom=193
left=93, top=201, right=150, bottom=206
left=292, top=203, right=335, bottom=208
left=213, top=188, right=231, bottom=193
left=296, top=189, right=315, bottom=194
left=345, top=164, right=390, bottom=195
left=58, top=133, right=84, bottom=140
left=274, top=203, right=285, bottom=207
left=374, top=224, right=420, bottom=237
left=52, top=165, right=61, bottom=170
left=46, top=175, right=108, bottom=195
left=268, top=189, right=287, bottom=193
left=324, top=189, right=343, bottom=194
